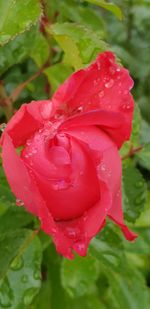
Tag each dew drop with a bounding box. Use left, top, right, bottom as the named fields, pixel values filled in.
left=34, top=270, right=41, bottom=280
left=135, top=181, right=143, bottom=188
left=16, top=199, right=24, bottom=207
left=97, top=62, right=101, bottom=70
left=21, top=275, right=28, bottom=283
left=52, top=227, right=57, bottom=233
left=52, top=180, right=69, bottom=190
left=40, top=102, right=52, bottom=120
left=0, top=278, right=13, bottom=308
left=10, top=256, right=24, bottom=271
left=105, top=79, right=114, bottom=88
left=75, top=242, right=86, bottom=254
left=116, top=67, right=121, bottom=72
left=67, top=228, right=78, bottom=239
left=109, top=66, right=116, bottom=75
left=98, top=90, right=104, bottom=98
left=23, top=288, right=37, bottom=306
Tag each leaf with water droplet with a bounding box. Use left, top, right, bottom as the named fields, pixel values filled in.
left=122, top=160, right=146, bottom=222
left=0, top=230, right=42, bottom=308
left=61, top=255, right=99, bottom=298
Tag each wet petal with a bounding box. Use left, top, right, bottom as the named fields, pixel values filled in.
left=1, top=100, right=55, bottom=147
left=53, top=51, right=134, bottom=144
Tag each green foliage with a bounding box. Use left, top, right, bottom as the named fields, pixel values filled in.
left=122, top=160, right=146, bottom=222
left=85, top=0, right=123, bottom=20
left=0, top=230, right=42, bottom=308
left=0, top=0, right=150, bottom=308
left=61, top=255, right=99, bottom=297
left=50, top=22, right=108, bottom=69
left=135, top=144, right=150, bottom=171
left=0, top=0, right=42, bottom=46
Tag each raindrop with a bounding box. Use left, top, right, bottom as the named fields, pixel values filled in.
left=135, top=181, right=143, bottom=188
left=76, top=242, right=86, bottom=254
left=52, top=180, right=69, bottom=190
left=77, top=106, right=83, bottom=112
left=16, top=199, right=24, bottom=207
left=67, top=227, right=79, bottom=238
left=40, top=102, right=52, bottom=120
left=52, top=227, right=57, bottom=233
left=109, top=66, right=116, bottom=75
left=10, top=256, right=24, bottom=271
left=97, top=62, right=101, bottom=70
left=21, top=275, right=28, bottom=283
left=98, top=90, right=104, bottom=98
left=116, top=67, right=121, bottom=72
left=105, top=79, right=114, bottom=88
left=0, top=278, right=13, bottom=308
left=116, top=190, right=120, bottom=198
left=23, top=288, right=37, bottom=306
left=34, top=270, right=41, bottom=280
left=26, top=140, right=31, bottom=146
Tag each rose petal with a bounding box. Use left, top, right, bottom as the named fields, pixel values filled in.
left=59, top=109, right=128, bottom=148
left=1, top=100, right=54, bottom=147
left=53, top=51, right=134, bottom=144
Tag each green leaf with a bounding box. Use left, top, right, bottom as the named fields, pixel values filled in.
left=123, top=227, right=150, bottom=255
left=0, top=0, right=42, bottom=46
left=120, top=104, right=141, bottom=157
left=135, top=191, right=150, bottom=228
left=0, top=206, right=34, bottom=233
left=0, top=26, right=49, bottom=75
left=44, top=63, right=73, bottom=93
left=122, top=160, right=146, bottom=222
left=0, top=230, right=42, bottom=308
left=85, top=0, right=123, bottom=20
left=135, top=143, right=150, bottom=171
left=103, top=263, right=150, bottom=309
left=59, top=0, right=106, bottom=32
left=90, top=224, right=124, bottom=271
left=49, top=22, right=108, bottom=69
left=61, top=255, right=99, bottom=298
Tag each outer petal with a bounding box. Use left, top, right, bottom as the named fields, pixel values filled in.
left=58, top=126, right=137, bottom=249
left=59, top=110, right=128, bottom=148
left=1, top=133, right=75, bottom=259
left=53, top=51, right=134, bottom=145
left=1, top=100, right=55, bottom=147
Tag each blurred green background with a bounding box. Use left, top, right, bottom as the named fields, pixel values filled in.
left=0, top=0, right=150, bottom=308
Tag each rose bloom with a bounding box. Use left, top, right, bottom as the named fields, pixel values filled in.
left=1, top=52, right=137, bottom=259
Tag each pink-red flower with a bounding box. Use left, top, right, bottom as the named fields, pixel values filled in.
left=1, top=51, right=137, bottom=259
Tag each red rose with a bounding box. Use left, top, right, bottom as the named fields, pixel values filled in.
left=1, top=52, right=137, bottom=259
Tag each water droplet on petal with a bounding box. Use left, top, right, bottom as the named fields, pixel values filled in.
left=40, top=102, right=53, bottom=120
left=116, top=67, right=121, bottom=72
left=52, top=180, right=69, bottom=190
left=67, top=227, right=78, bottom=239
left=105, top=79, right=114, bottom=88
left=75, top=242, right=86, bottom=255
left=97, top=62, right=101, bottom=70
left=10, top=256, right=24, bottom=271
left=98, top=90, right=104, bottom=98
left=16, top=199, right=24, bottom=207
left=109, top=66, right=116, bottom=75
